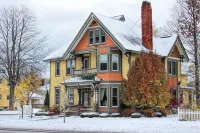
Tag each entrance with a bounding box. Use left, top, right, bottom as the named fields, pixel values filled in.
left=81, top=88, right=90, bottom=107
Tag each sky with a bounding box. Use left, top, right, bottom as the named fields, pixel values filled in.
left=0, top=0, right=175, bottom=50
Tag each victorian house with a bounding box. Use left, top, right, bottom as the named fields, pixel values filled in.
left=44, top=1, right=189, bottom=113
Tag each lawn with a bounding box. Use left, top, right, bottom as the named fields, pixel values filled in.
left=0, top=114, right=199, bottom=133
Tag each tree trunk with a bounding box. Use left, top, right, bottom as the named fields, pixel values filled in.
left=9, top=85, right=15, bottom=110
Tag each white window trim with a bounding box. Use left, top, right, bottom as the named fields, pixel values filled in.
left=99, top=88, right=108, bottom=107
left=112, top=54, right=119, bottom=71
left=99, top=54, right=108, bottom=72
left=111, top=87, right=119, bottom=107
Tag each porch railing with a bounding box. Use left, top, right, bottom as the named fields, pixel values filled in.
left=178, top=107, right=200, bottom=121
left=74, top=68, right=97, bottom=75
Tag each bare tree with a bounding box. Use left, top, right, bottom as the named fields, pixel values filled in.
left=167, top=0, right=200, bottom=104
left=0, top=6, right=46, bottom=110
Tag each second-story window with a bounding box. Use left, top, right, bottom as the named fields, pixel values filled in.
left=100, top=55, right=108, bottom=71
left=55, top=61, right=60, bottom=76
left=101, top=29, right=106, bottom=43
left=89, top=30, right=94, bottom=45
left=95, top=29, right=100, bottom=44
left=168, top=60, right=177, bottom=75
left=112, top=54, right=119, bottom=71
left=66, top=60, right=71, bottom=75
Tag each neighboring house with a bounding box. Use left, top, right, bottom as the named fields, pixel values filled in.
left=31, top=79, right=50, bottom=105
left=0, top=69, right=17, bottom=110
left=44, top=1, right=189, bottom=113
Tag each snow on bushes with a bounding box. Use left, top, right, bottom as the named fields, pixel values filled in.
left=131, top=113, right=141, bottom=118
left=110, top=113, right=121, bottom=117
left=80, top=112, right=99, bottom=118
left=155, top=112, right=162, bottom=117
left=99, top=113, right=110, bottom=118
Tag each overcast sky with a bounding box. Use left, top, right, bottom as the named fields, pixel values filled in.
left=0, top=0, right=175, bottom=51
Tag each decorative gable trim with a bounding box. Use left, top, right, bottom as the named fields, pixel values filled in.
left=167, top=36, right=189, bottom=62
left=63, top=13, right=127, bottom=59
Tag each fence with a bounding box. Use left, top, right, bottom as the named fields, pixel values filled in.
left=178, top=107, right=200, bottom=121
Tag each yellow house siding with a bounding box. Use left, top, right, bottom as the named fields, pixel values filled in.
left=122, top=54, right=129, bottom=79
left=0, top=79, right=9, bottom=108
left=91, top=52, right=97, bottom=68
left=178, top=60, right=181, bottom=82
left=76, top=57, right=82, bottom=70
left=50, top=60, right=71, bottom=107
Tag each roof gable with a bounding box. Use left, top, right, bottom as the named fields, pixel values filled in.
left=63, top=12, right=146, bottom=58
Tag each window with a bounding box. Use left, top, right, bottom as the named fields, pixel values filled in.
left=168, top=60, right=177, bottom=75
left=0, top=79, right=2, bottom=84
left=84, top=58, right=89, bottom=69
left=101, top=29, right=106, bottom=43
left=112, top=88, right=119, bottom=107
left=0, top=93, right=2, bottom=100
left=55, top=87, right=60, bottom=105
left=68, top=88, right=74, bottom=105
left=55, top=61, right=60, bottom=76
left=89, top=30, right=94, bottom=45
left=100, top=88, right=107, bottom=106
left=172, top=61, right=176, bottom=75
left=100, top=55, right=108, bottom=71
left=112, top=54, right=119, bottom=71
left=88, top=28, right=106, bottom=45
left=95, top=29, right=100, bottom=44
left=168, top=60, right=172, bottom=75
left=66, top=60, right=71, bottom=75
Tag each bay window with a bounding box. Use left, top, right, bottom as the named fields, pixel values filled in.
left=100, top=88, right=107, bottom=106
left=100, top=55, right=108, bottom=71
left=112, top=54, right=119, bottom=71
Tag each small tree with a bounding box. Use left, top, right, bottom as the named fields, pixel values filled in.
left=121, top=51, right=172, bottom=108
left=44, top=90, right=49, bottom=109
left=15, top=72, right=41, bottom=104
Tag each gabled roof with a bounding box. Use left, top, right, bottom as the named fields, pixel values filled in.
left=153, top=35, right=189, bottom=62
left=44, top=12, right=189, bottom=62
left=63, top=12, right=147, bottom=58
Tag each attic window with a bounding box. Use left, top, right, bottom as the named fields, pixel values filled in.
left=89, top=30, right=94, bottom=45
left=95, top=29, right=100, bottom=44
left=88, top=28, right=106, bottom=45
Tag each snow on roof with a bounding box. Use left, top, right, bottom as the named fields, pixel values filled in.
left=95, top=13, right=146, bottom=52
left=61, top=76, right=100, bottom=85
left=43, top=42, right=71, bottom=61
left=39, top=84, right=50, bottom=91
left=153, top=35, right=178, bottom=56
left=32, top=93, right=44, bottom=99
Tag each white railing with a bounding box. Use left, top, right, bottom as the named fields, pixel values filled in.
left=178, top=107, right=200, bottom=121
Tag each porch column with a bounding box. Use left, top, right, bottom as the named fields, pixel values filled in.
left=94, top=87, right=98, bottom=112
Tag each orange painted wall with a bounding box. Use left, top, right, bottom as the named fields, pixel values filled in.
left=168, top=76, right=178, bottom=89
left=169, top=45, right=180, bottom=58
left=98, top=47, right=108, bottom=54
left=89, top=21, right=98, bottom=27
left=97, top=73, right=122, bottom=81
left=74, top=22, right=116, bottom=51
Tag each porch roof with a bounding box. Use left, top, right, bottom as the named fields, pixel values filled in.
left=180, top=86, right=195, bottom=91
left=61, top=76, right=100, bottom=86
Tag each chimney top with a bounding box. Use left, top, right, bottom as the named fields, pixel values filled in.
left=142, top=1, right=151, bottom=7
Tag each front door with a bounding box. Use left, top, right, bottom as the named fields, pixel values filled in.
left=83, top=91, right=89, bottom=107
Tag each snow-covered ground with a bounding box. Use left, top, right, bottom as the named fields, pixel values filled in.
left=0, top=108, right=41, bottom=115
left=0, top=115, right=199, bottom=133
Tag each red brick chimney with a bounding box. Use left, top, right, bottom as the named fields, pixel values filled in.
left=141, top=1, right=153, bottom=50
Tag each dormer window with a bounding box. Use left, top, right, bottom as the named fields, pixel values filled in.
left=88, top=28, right=106, bottom=45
